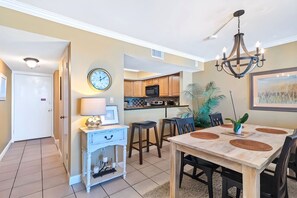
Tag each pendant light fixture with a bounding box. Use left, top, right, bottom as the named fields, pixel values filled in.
left=215, top=10, right=266, bottom=79
left=24, top=57, right=39, bottom=69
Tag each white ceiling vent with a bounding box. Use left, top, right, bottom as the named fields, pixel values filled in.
left=151, top=49, right=164, bottom=60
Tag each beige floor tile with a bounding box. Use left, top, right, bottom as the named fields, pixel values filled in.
left=21, top=155, right=41, bottom=163
left=0, top=178, right=14, bottom=191
left=19, top=159, right=41, bottom=168
left=0, top=189, right=11, bottom=198
left=2, top=154, right=22, bottom=162
left=132, top=178, right=158, bottom=196
left=14, top=172, right=41, bottom=187
left=139, top=164, right=163, bottom=178
left=150, top=171, right=170, bottom=185
left=72, top=182, right=85, bottom=192
left=10, top=142, right=26, bottom=148
left=22, top=191, right=42, bottom=198
left=43, top=166, right=66, bottom=179
left=126, top=154, right=139, bottom=164
left=17, top=165, right=41, bottom=177
left=42, top=152, right=59, bottom=158
left=26, top=139, right=41, bottom=145
left=0, top=164, right=19, bottom=174
left=64, top=194, right=76, bottom=198
left=43, top=174, right=68, bottom=189
left=143, top=155, right=163, bottom=164
left=101, top=177, right=129, bottom=195
left=129, top=160, right=151, bottom=170
left=124, top=170, right=147, bottom=185
left=42, top=155, right=62, bottom=164
left=153, top=159, right=170, bottom=171
left=0, top=159, right=20, bottom=167
left=126, top=164, right=136, bottom=173
left=0, top=171, right=17, bottom=182
left=75, top=184, right=107, bottom=198
left=43, top=183, right=73, bottom=198
left=10, top=181, right=42, bottom=198
left=110, top=187, right=142, bottom=198
left=42, top=161, right=64, bottom=171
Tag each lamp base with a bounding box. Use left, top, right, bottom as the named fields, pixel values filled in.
left=85, top=116, right=102, bottom=128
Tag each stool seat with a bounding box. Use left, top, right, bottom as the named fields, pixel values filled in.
left=132, top=121, right=157, bottom=128
left=160, top=117, right=180, bottom=148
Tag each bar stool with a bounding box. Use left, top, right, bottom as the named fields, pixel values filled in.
left=128, top=121, right=161, bottom=164
left=160, top=117, right=180, bottom=148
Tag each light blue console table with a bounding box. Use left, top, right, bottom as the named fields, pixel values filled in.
left=80, top=125, right=128, bottom=192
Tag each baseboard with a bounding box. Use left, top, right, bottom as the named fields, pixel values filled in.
left=69, top=174, right=81, bottom=185
left=0, top=139, right=12, bottom=161
left=54, top=139, right=62, bottom=157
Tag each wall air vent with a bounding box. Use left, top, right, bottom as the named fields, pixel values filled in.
left=151, top=49, right=164, bottom=60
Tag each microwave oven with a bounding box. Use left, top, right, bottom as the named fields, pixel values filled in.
left=145, top=85, right=159, bottom=97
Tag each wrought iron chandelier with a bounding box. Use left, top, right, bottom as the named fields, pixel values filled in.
left=215, top=10, right=266, bottom=79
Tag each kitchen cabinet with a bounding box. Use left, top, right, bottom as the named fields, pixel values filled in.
left=133, top=81, right=142, bottom=97
left=146, top=78, right=159, bottom=86
left=169, top=75, right=180, bottom=96
left=124, top=81, right=133, bottom=97
left=158, top=76, right=169, bottom=96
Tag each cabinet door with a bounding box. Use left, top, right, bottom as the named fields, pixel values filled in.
left=152, top=78, right=159, bottom=85
left=124, top=81, right=133, bottom=97
left=133, top=81, right=142, bottom=97
left=159, top=76, right=169, bottom=96
left=142, top=80, right=147, bottom=97
left=169, top=76, right=180, bottom=96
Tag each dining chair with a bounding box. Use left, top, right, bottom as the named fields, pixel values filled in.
left=221, top=129, right=297, bottom=198
left=175, top=117, right=219, bottom=198
left=209, top=113, right=224, bottom=127
left=268, top=129, right=297, bottom=181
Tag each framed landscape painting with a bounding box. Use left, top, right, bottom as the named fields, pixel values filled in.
left=250, top=67, right=297, bottom=112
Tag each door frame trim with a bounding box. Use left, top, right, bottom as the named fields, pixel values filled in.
left=12, top=71, right=54, bottom=142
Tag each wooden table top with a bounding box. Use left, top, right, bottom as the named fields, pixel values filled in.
left=168, top=124, right=294, bottom=170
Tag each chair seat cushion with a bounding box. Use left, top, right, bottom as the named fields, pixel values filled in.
left=221, top=168, right=274, bottom=196
left=132, top=121, right=157, bottom=128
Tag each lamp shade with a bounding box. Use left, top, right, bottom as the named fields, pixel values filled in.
left=81, top=97, right=106, bottom=116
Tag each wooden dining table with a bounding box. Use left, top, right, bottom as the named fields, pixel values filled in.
left=168, top=124, right=294, bottom=198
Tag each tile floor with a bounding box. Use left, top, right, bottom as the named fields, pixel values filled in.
left=0, top=138, right=179, bottom=198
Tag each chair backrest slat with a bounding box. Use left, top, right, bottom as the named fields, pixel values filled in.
left=274, top=129, right=297, bottom=197
left=175, top=117, right=195, bottom=135
left=209, top=113, right=224, bottom=127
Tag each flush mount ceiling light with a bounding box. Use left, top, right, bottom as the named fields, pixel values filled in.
left=24, top=57, right=39, bottom=69
left=215, top=10, right=266, bottom=79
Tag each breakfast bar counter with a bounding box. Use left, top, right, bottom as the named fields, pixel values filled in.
left=124, top=104, right=189, bottom=111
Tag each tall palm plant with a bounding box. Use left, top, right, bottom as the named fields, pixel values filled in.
left=182, top=81, right=225, bottom=128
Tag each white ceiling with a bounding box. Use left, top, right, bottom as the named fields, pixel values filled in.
left=2, top=0, right=297, bottom=61
left=0, top=25, right=69, bottom=74
left=124, top=55, right=199, bottom=78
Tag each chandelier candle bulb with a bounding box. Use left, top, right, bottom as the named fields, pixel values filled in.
left=222, top=47, right=227, bottom=59
left=256, top=41, right=260, bottom=55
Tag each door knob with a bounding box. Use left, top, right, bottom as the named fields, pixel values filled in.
left=60, top=116, right=65, bottom=119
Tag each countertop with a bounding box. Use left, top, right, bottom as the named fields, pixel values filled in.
left=124, top=104, right=189, bottom=111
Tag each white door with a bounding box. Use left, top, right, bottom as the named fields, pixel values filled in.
left=59, top=50, right=70, bottom=172
left=14, top=73, right=53, bottom=141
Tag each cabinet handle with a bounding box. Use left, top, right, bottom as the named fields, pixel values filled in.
left=104, top=135, right=113, bottom=140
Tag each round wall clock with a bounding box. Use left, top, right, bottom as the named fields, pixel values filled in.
left=87, top=68, right=112, bottom=91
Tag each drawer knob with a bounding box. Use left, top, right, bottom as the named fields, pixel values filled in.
left=104, top=135, right=113, bottom=140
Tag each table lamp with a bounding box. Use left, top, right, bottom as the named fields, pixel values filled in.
left=81, top=97, right=106, bottom=128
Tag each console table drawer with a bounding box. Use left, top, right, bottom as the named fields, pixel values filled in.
left=90, top=130, right=124, bottom=144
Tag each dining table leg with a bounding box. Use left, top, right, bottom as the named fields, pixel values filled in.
left=242, top=165, right=260, bottom=198
left=170, top=142, right=181, bottom=198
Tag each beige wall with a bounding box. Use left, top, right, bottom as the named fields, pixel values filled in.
left=53, top=70, right=59, bottom=140
left=0, top=59, right=12, bottom=154
left=0, top=7, right=199, bottom=176
left=193, top=42, right=297, bottom=129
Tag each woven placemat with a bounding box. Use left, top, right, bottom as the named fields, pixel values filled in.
left=221, top=131, right=254, bottom=138
left=230, top=139, right=273, bottom=151
left=256, top=128, right=287, bottom=134
left=190, top=132, right=219, bottom=140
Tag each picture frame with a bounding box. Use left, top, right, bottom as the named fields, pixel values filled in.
left=101, top=105, right=119, bottom=125
left=250, top=67, right=297, bottom=112
left=0, top=73, right=7, bottom=101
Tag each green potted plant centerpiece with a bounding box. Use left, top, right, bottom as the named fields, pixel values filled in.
left=225, top=113, right=249, bottom=134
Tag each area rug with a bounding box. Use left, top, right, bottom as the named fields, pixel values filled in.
left=143, top=172, right=297, bottom=198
